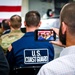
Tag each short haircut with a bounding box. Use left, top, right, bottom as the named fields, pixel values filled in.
left=1, top=19, right=10, bottom=30
left=25, top=11, right=41, bottom=27
left=10, top=15, right=22, bottom=28
left=60, top=2, right=75, bottom=35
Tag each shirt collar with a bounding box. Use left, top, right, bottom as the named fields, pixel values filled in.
left=24, top=32, right=34, bottom=36
left=60, top=45, right=75, bottom=57
left=10, top=30, right=22, bottom=33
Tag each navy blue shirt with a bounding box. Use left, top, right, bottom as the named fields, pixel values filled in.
left=6, top=32, right=54, bottom=70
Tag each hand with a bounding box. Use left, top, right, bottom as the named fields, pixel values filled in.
left=52, top=28, right=59, bottom=35
left=50, top=40, right=65, bottom=47
left=50, top=28, right=65, bottom=47
left=8, top=45, right=12, bottom=52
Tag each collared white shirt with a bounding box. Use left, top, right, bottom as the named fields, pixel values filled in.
left=37, top=46, right=75, bottom=75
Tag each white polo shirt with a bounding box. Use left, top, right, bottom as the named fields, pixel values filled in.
left=37, top=46, right=75, bottom=75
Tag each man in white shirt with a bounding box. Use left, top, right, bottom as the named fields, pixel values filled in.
left=37, top=2, right=75, bottom=75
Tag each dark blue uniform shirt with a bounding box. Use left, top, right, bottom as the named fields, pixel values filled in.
left=6, top=32, right=54, bottom=70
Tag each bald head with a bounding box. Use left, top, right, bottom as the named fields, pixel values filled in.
left=60, top=2, right=75, bottom=35
left=10, top=15, right=22, bottom=29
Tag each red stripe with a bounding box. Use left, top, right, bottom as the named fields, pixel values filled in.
left=0, top=6, right=21, bottom=12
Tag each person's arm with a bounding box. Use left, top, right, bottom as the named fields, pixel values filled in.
left=0, top=46, right=10, bottom=75
left=6, top=46, right=15, bottom=72
left=50, top=40, right=65, bottom=47
left=50, top=28, right=65, bottom=47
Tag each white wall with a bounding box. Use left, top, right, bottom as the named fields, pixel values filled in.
left=29, top=0, right=54, bottom=17
left=21, top=0, right=29, bottom=18
left=21, top=0, right=29, bottom=28
left=21, top=0, right=54, bottom=17
left=21, top=0, right=55, bottom=28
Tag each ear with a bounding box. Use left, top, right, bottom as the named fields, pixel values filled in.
left=62, top=22, right=67, bottom=34
left=8, top=21, right=11, bottom=27
left=24, top=21, right=26, bottom=27
left=38, top=21, right=41, bottom=27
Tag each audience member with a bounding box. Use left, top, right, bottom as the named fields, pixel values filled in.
left=6, top=11, right=54, bottom=72
left=37, top=2, right=75, bottom=75
left=0, top=23, right=3, bottom=36
left=1, top=15, right=24, bottom=54
left=0, top=23, right=3, bottom=45
left=0, top=45, right=9, bottom=75
left=1, top=19, right=10, bottom=35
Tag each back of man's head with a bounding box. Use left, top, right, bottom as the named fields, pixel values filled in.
left=60, top=2, right=75, bottom=35
left=1, top=19, right=10, bottom=30
left=10, top=15, right=22, bottom=29
left=25, top=11, right=41, bottom=27
left=58, top=2, right=75, bottom=45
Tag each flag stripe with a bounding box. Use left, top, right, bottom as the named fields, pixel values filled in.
left=0, top=12, right=21, bottom=22
left=0, top=0, right=22, bottom=6
left=0, top=12, right=21, bottom=19
left=0, top=0, right=22, bottom=22
left=0, top=6, right=21, bottom=12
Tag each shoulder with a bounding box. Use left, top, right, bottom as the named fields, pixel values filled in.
left=1, top=33, right=9, bottom=39
left=1, top=34, right=10, bottom=43
left=37, top=57, right=60, bottom=75
left=9, top=32, right=24, bottom=38
left=38, top=55, right=74, bottom=75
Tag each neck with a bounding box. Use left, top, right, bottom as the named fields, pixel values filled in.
left=66, top=33, right=75, bottom=47
left=26, top=26, right=38, bottom=32
left=11, top=27, right=20, bottom=31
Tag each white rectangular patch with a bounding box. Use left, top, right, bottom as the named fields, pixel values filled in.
left=24, top=49, right=49, bottom=64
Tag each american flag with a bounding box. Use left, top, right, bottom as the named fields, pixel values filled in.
left=0, top=0, right=22, bottom=22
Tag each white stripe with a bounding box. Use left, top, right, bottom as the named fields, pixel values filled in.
left=0, top=12, right=21, bottom=19
left=0, top=0, right=22, bottom=6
